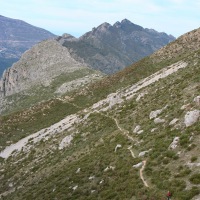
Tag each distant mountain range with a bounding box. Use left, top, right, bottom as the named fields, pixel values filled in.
left=0, top=15, right=56, bottom=76
left=0, top=16, right=175, bottom=78
left=0, top=17, right=175, bottom=109
left=59, top=19, right=175, bottom=74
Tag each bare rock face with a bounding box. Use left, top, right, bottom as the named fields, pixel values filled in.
left=194, top=96, right=200, bottom=106
left=184, top=110, right=200, bottom=127
left=169, top=137, right=180, bottom=149
left=0, top=40, right=89, bottom=97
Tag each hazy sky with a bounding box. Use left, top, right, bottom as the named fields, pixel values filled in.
left=1, top=0, right=199, bottom=38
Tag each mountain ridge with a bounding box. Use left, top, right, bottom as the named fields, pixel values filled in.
left=60, top=18, right=175, bottom=74
left=0, top=15, right=56, bottom=76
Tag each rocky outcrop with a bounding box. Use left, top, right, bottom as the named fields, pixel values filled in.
left=184, top=110, right=200, bottom=127
left=0, top=39, right=91, bottom=97
left=169, top=137, right=180, bottom=149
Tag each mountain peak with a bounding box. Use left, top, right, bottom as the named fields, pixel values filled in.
left=97, top=22, right=111, bottom=30
left=121, top=18, right=132, bottom=25
left=113, top=19, right=143, bottom=32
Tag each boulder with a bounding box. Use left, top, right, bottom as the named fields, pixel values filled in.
left=133, top=162, right=143, bottom=168
left=194, top=96, right=200, bottom=106
left=154, top=118, right=165, bottom=124
left=169, top=118, right=179, bottom=126
left=169, top=137, right=179, bottom=149
left=150, top=109, right=163, bottom=119
left=184, top=110, right=200, bottom=127
left=59, top=135, right=73, bottom=150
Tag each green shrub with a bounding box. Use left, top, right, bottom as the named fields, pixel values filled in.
left=190, top=173, right=200, bottom=184
left=191, top=156, right=198, bottom=162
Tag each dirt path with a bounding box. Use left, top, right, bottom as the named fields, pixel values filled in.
left=113, top=116, right=149, bottom=188
left=113, top=117, right=138, bottom=143
left=93, top=110, right=149, bottom=188
left=140, top=160, right=149, bottom=187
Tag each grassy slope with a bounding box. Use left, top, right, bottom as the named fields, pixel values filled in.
left=1, top=67, right=102, bottom=115
left=0, top=30, right=200, bottom=199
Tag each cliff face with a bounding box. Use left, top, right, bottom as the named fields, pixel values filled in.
left=0, top=15, right=56, bottom=76
left=61, top=19, right=175, bottom=74
left=0, top=39, right=90, bottom=97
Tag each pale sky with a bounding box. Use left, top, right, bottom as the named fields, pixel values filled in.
left=0, top=0, right=199, bottom=38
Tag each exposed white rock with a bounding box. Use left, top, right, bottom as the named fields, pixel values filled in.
left=150, top=109, right=163, bottom=119
left=0, top=114, right=79, bottom=158
left=154, top=118, right=165, bottom=124
left=72, top=185, right=78, bottom=191
left=99, top=180, right=104, bottom=184
left=187, top=162, right=200, bottom=167
left=104, top=166, right=115, bottom=172
left=151, top=128, right=158, bottom=133
left=110, top=166, right=115, bottom=170
left=169, top=118, right=179, bottom=126
left=133, top=162, right=143, bottom=168
left=137, top=130, right=144, bottom=134
left=150, top=105, right=168, bottom=119
left=194, top=96, right=200, bottom=106
left=9, top=183, right=13, bottom=187
left=169, top=137, right=180, bottom=149
left=138, top=149, right=151, bottom=157
left=189, top=134, right=194, bottom=141
left=89, top=176, right=95, bottom=180
left=59, top=135, right=73, bottom=150
left=91, top=61, right=187, bottom=112
left=136, top=92, right=148, bottom=102
left=55, top=74, right=102, bottom=94
left=184, top=110, right=200, bottom=127
left=133, top=125, right=141, bottom=133
left=115, top=144, right=122, bottom=152
left=125, top=61, right=188, bottom=101
left=181, top=104, right=190, bottom=110
left=76, top=168, right=81, bottom=173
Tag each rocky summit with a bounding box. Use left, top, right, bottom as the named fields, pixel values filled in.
left=60, top=19, right=175, bottom=74
left=0, top=15, right=55, bottom=76
left=0, top=25, right=199, bottom=200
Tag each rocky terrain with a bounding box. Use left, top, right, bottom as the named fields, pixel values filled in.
left=0, top=15, right=55, bottom=76
left=0, top=27, right=199, bottom=200
left=0, top=39, right=104, bottom=114
left=60, top=19, right=175, bottom=74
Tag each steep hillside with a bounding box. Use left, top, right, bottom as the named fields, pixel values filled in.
left=60, top=19, right=175, bottom=74
left=0, top=39, right=104, bottom=114
left=0, top=15, right=56, bottom=76
left=0, top=28, right=199, bottom=200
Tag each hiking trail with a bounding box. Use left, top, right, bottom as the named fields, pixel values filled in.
left=140, top=160, right=149, bottom=187
left=113, top=117, right=149, bottom=188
